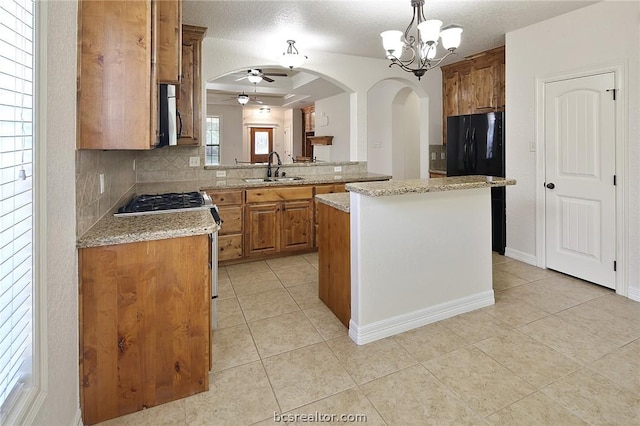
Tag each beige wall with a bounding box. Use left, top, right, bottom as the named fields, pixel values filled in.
left=35, top=1, right=81, bottom=424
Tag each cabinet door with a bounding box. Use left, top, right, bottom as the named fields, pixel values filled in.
left=217, top=205, right=242, bottom=235
left=442, top=69, right=459, bottom=118
left=472, top=58, right=497, bottom=112
left=245, top=203, right=279, bottom=257
left=156, top=0, right=182, bottom=83
left=177, top=25, right=206, bottom=146
left=78, top=0, right=153, bottom=150
left=458, top=64, right=473, bottom=115
left=281, top=200, right=313, bottom=252
left=178, top=43, right=195, bottom=141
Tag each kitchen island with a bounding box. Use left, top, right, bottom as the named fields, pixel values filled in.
left=317, top=176, right=516, bottom=345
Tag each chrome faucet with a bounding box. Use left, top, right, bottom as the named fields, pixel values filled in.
left=266, top=151, right=282, bottom=178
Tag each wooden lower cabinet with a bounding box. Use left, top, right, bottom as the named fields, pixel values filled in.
left=314, top=184, right=346, bottom=248
left=244, top=199, right=313, bottom=257
left=317, top=202, right=351, bottom=327
left=79, top=235, right=210, bottom=425
left=206, top=189, right=244, bottom=262
left=244, top=202, right=280, bottom=257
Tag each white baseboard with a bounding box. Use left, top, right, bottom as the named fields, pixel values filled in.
left=628, top=286, right=640, bottom=302
left=504, top=247, right=537, bottom=266
left=348, top=290, right=495, bottom=345
left=73, top=408, right=83, bottom=426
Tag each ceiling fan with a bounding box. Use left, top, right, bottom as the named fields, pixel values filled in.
left=235, top=68, right=287, bottom=83
left=221, top=91, right=264, bottom=105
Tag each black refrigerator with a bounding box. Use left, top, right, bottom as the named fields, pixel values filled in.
left=446, top=112, right=505, bottom=254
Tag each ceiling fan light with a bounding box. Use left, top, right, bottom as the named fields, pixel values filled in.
left=440, top=26, right=463, bottom=50
left=237, top=93, right=249, bottom=105
left=247, top=74, right=262, bottom=84
left=417, top=19, right=442, bottom=44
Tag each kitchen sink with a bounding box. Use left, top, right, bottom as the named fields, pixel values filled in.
left=243, top=176, right=303, bottom=183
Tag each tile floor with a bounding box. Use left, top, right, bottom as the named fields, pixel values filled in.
left=100, top=253, right=640, bottom=425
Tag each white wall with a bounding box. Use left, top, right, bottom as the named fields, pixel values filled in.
left=391, top=89, right=420, bottom=179
left=206, top=103, right=243, bottom=165
left=506, top=1, right=639, bottom=295
left=200, top=38, right=429, bottom=163
left=33, top=1, right=80, bottom=424
left=314, top=92, right=351, bottom=162
left=242, top=107, right=286, bottom=162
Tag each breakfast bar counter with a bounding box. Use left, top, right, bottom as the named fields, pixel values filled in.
left=322, top=175, right=515, bottom=345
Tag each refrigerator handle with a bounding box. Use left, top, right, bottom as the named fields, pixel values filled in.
left=470, top=128, right=477, bottom=172
left=463, top=128, right=470, bottom=172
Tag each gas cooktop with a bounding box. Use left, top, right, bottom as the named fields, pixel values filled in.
left=115, top=191, right=212, bottom=217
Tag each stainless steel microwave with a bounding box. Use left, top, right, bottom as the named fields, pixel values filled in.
left=158, top=84, right=181, bottom=147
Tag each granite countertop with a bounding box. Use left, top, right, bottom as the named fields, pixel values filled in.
left=77, top=210, right=217, bottom=248
left=315, top=193, right=350, bottom=213
left=199, top=172, right=391, bottom=190
left=78, top=173, right=388, bottom=248
left=346, top=175, right=516, bottom=197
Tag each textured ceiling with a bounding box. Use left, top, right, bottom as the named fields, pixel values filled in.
left=190, top=0, right=599, bottom=106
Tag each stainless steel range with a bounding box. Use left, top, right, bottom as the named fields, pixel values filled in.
left=115, top=191, right=222, bottom=330
left=114, top=191, right=213, bottom=216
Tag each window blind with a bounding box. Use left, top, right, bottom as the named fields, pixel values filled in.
left=0, top=0, right=34, bottom=416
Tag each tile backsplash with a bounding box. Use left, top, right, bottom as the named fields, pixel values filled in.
left=76, top=144, right=367, bottom=237
left=76, top=150, right=136, bottom=237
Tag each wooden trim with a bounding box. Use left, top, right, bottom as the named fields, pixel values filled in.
left=308, top=135, right=333, bottom=145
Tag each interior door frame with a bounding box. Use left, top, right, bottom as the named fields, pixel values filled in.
left=534, top=64, right=629, bottom=297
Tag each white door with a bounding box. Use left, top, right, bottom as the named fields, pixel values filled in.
left=544, top=72, right=616, bottom=288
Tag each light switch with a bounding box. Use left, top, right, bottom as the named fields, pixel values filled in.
left=189, top=157, right=200, bottom=167
left=431, top=152, right=436, bottom=160
left=99, top=174, right=105, bottom=194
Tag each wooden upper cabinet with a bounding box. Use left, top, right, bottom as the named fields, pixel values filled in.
left=77, top=0, right=155, bottom=150
left=457, top=64, right=473, bottom=115
left=157, top=0, right=182, bottom=83
left=471, top=56, right=498, bottom=111
left=441, top=45, right=505, bottom=144
left=177, top=25, right=207, bottom=146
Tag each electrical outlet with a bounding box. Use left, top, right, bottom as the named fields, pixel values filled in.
left=431, top=152, right=436, bottom=160
left=334, top=166, right=342, bottom=172
left=99, top=174, right=105, bottom=194
left=216, top=170, right=227, bottom=178
left=440, top=152, right=446, bottom=160
left=189, top=156, right=200, bottom=167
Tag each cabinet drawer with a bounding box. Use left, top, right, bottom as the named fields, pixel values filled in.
left=246, top=186, right=313, bottom=203
left=217, top=206, right=242, bottom=235
left=315, top=183, right=346, bottom=195
left=206, top=190, right=243, bottom=205
left=218, top=235, right=243, bottom=261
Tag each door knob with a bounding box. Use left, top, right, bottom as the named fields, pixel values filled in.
left=546, top=183, right=555, bottom=189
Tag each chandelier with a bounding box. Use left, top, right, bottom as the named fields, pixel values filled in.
left=381, top=0, right=462, bottom=80
left=278, top=40, right=307, bottom=69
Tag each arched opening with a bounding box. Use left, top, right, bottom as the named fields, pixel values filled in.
left=367, top=79, right=425, bottom=178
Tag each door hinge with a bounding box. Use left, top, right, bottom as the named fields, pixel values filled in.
left=613, top=175, right=617, bottom=186
left=606, top=88, right=617, bottom=100
left=614, top=261, right=617, bottom=271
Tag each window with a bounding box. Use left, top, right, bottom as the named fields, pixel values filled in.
left=205, top=116, right=220, bottom=165
left=0, top=0, right=36, bottom=421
